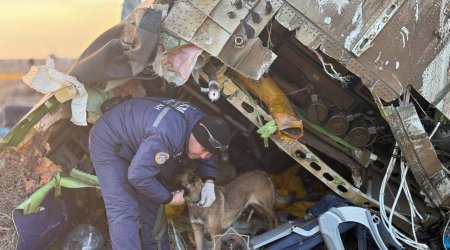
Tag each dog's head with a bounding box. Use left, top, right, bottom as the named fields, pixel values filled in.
left=175, top=165, right=203, bottom=203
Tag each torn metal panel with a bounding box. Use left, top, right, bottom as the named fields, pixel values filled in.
left=284, top=0, right=400, bottom=53
left=275, top=2, right=325, bottom=49
left=319, top=40, right=353, bottom=64
left=275, top=4, right=304, bottom=31
left=346, top=57, right=404, bottom=102
left=209, top=0, right=249, bottom=33
left=420, top=39, right=450, bottom=119
left=357, top=0, right=450, bottom=110
left=162, top=0, right=207, bottom=41
left=279, top=0, right=450, bottom=112
left=294, top=21, right=325, bottom=50
left=189, top=0, right=221, bottom=14
left=273, top=0, right=450, bottom=118
left=351, top=0, right=405, bottom=56
left=382, top=103, right=450, bottom=207
left=160, top=32, right=189, bottom=51
left=274, top=3, right=405, bottom=102
left=231, top=41, right=277, bottom=80
left=218, top=36, right=258, bottom=68
left=190, top=18, right=231, bottom=56
left=218, top=74, right=413, bottom=233
left=162, top=0, right=279, bottom=80
left=218, top=36, right=277, bottom=80
left=371, top=79, right=403, bottom=102
left=242, top=0, right=283, bottom=36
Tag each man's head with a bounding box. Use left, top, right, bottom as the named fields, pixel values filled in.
left=187, top=116, right=231, bottom=159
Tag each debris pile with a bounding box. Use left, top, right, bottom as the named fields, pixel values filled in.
left=0, top=131, right=56, bottom=249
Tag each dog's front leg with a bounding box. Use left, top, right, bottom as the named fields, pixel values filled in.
left=192, top=223, right=204, bottom=250
left=208, top=222, right=223, bottom=250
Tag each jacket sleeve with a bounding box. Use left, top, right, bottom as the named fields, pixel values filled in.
left=199, top=156, right=217, bottom=181
left=127, top=132, right=173, bottom=204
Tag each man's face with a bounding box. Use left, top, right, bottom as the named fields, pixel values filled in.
left=187, top=134, right=213, bottom=160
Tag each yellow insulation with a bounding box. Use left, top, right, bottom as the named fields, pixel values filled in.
left=271, top=166, right=316, bottom=217
left=165, top=203, right=186, bottom=220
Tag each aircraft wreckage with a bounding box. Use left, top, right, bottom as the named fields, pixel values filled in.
left=2, top=0, right=450, bottom=249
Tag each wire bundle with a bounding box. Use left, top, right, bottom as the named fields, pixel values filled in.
left=378, top=145, right=429, bottom=249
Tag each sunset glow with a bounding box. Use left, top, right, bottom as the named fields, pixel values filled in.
left=0, top=0, right=122, bottom=59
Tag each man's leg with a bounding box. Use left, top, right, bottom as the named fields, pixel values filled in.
left=137, top=193, right=170, bottom=250
left=92, top=155, right=141, bottom=250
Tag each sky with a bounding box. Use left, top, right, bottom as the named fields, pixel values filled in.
left=0, top=0, right=123, bottom=59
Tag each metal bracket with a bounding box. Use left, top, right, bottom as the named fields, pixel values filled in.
left=351, top=0, right=406, bottom=56
left=275, top=3, right=304, bottom=31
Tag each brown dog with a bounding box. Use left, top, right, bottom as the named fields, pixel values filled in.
left=176, top=167, right=279, bottom=250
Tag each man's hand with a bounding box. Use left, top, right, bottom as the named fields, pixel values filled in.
left=198, top=181, right=215, bottom=207
left=169, top=190, right=185, bottom=206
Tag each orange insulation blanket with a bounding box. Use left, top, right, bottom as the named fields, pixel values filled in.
left=235, top=73, right=303, bottom=140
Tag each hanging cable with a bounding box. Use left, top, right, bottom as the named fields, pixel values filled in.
left=400, top=88, right=411, bottom=106
left=313, top=50, right=351, bottom=87
left=266, top=19, right=273, bottom=50
left=430, top=121, right=441, bottom=139
left=378, top=148, right=429, bottom=249
left=409, top=92, right=430, bottom=119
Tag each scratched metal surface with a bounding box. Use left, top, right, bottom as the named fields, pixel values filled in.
left=286, top=0, right=450, bottom=117
left=359, top=0, right=450, bottom=119
left=285, top=0, right=395, bottom=51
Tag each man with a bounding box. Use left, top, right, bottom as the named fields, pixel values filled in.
left=89, top=97, right=231, bottom=250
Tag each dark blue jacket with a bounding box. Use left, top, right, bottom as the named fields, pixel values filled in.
left=89, top=97, right=216, bottom=204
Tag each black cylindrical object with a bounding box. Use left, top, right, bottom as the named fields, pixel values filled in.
left=306, top=94, right=328, bottom=124
left=346, top=116, right=376, bottom=147
left=326, top=106, right=349, bottom=136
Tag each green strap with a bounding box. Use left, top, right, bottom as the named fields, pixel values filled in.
left=257, top=120, right=278, bottom=141
left=16, top=169, right=99, bottom=215
left=152, top=204, right=167, bottom=250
